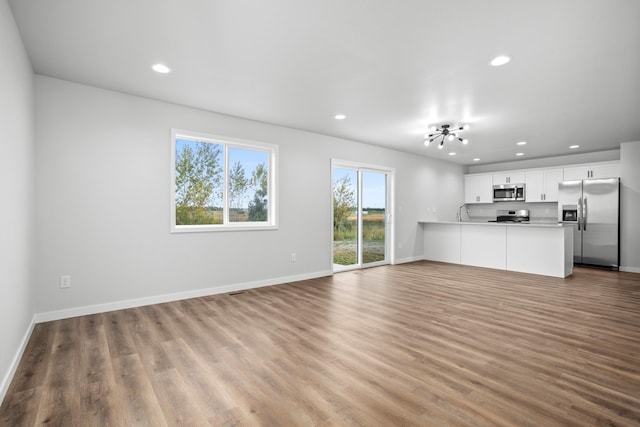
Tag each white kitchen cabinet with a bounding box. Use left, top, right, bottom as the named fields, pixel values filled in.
left=460, top=224, right=507, bottom=270
left=543, top=168, right=564, bottom=201
left=525, top=170, right=544, bottom=202
left=420, top=221, right=574, bottom=278
left=563, top=162, right=620, bottom=180
left=525, top=168, right=563, bottom=202
left=423, top=223, right=461, bottom=264
left=464, top=174, right=493, bottom=204
left=493, top=171, right=525, bottom=185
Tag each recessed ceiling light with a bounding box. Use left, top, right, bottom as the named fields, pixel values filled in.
left=473, top=158, right=480, bottom=162
left=516, top=152, right=524, bottom=156
left=449, top=152, right=456, bottom=156
left=334, top=114, right=346, bottom=120
left=569, top=145, right=580, bottom=149
left=516, top=141, right=527, bottom=145
left=151, top=63, right=171, bottom=74
left=490, top=55, right=511, bottom=66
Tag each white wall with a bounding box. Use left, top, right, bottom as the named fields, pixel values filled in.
left=620, top=141, right=640, bottom=272
left=34, top=76, right=464, bottom=316
left=0, top=0, right=35, bottom=401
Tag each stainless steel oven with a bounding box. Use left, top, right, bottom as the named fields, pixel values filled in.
left=493, top=184, right=525, bottom=202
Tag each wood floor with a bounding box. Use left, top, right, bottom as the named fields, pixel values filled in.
left=2, top=262, right=640, bottom=426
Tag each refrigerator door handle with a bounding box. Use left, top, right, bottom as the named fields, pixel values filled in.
left=578, top=197, right=582, bottom=230
left=583, top=197, right=587, bottom=230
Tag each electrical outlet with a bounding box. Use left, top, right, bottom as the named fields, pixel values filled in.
left=60, top=275, right=71, bottom=289
left=291, top=253, right=297, bottom=262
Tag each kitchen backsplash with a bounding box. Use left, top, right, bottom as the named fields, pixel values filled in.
left=466, top=202, right=558, bottom=222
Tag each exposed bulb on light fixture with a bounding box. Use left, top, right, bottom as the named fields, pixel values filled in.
left=422, top=123, right=470, bottom=149
left=424, top=140, right=430, bottom=147
left=438, top=142, right=444, bottom=149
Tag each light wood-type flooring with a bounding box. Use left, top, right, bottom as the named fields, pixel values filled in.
left=2, top=261, right=640, bottom=426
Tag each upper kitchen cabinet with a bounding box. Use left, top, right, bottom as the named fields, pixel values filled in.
left=525, top=168, right=564, bottom=202
left=464, top=174, right=493, bottom=204
left=493, top=171, right=525, bottom=185
left=563, top=161, right=620, bottom=180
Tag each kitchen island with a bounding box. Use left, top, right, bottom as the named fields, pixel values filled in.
left=419, top=221, right=575, bottom=278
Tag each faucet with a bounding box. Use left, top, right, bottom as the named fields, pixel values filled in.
left=456, top=204, right=469, bottom=222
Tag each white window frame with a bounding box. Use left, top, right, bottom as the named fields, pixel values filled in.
left=330, top=159, right=395, bottom=270
left=171, top=129, right=278, bottom=233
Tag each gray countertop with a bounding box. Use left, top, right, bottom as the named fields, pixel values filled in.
left=418, top=220, right=575, bottom=228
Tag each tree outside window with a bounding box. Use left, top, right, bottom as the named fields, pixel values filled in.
left=172, top=131, right=276, bottom=231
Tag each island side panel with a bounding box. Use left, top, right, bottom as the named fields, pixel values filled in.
left=506, top=226, right=573, bottom=277
left=563, top=225, right=574, bottom=277
left=460, top=224, right=507, bottom=270
left=423, top=223, right=461, bottom=264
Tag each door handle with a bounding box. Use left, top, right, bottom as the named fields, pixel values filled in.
left=583, top=197, right=587, bottom=230
left=578, top=197, right=582, bottom=230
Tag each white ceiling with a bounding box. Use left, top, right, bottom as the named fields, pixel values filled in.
left=9, top=0, right=640, bottom=165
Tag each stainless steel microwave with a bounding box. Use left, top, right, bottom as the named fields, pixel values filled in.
left=493, top=184, right=525, bottom=201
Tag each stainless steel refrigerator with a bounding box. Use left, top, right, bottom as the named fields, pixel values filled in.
left=558, top=178, right=620, bottom=268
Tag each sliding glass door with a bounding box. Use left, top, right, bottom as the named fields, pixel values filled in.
left=332, top=161, right=392, bottom=272
left=361, top=171, right=387, bottom=265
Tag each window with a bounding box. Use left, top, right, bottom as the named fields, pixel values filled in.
left=171, top=129, right=277, bottom=232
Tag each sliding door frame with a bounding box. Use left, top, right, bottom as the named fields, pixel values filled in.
left=331, top=159, right=395, bottom=272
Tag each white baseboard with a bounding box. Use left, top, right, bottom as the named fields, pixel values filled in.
left=620, top=266, right=640, bottom=273
left=34, top=270, right=333, bottom=323
left=0, top=315, right=36, bottom=405
left=393, top=255, right=425, bottom=265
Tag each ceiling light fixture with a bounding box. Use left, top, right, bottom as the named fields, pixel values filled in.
left=334, top=114, right=346, bottom=120
left=424, top=124, right=470, bottom=149
left=517, top=141, right=527, bottom=145
left=569, top=145, right=580, bottom=149
left=473, top=158, right=480, bottom=162
left=151, top=63, right=171, bottom=74
left=516, top=152, right=524, bottom=156
left=490, top=55, right=511, bottom=66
